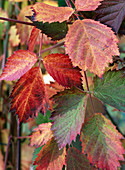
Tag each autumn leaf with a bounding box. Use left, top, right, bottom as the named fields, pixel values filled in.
left=66, top=147, right=97, bottom=170
left=65, top=19, right=119, bottom=77
left=51, top=87, right=88, bottom=149
left=28, top=26, right=40, bottom=52
left=43, top=53, right=82, bottom=88
left=0, top=50, right=38, bottom=81
left=17, top=5, right=33, bottom=45
left=30, top=122, right=53, bottom=147
left=34, top=138, right=66, bottom=170
left=94, top=70, right=125, bottom=111
left=10, top=67, right=49, bottom=123
left=9, top=25, right=20, bottom=47
left=0, top=150, right=4, bottom=170
left=80, top=113, right=124, bottom=170
left=28, top=2, right=74, bottom=23
left=75, top=0, right=103, bottom=11
left=96, top=0, right=125, bottom=34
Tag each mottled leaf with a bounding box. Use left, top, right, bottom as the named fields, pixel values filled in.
left=0, top=50, right=37, bottom=81
left=80, top=113, right=124, bottom=170
left=43, top=53, right=82, bottom=88
left=94, top=70, right=125, bottom=111
left=51, top=87, right=88, bottom=149
left=27, top=18, right=68, bottom=41
left=28, top=26, right=40, bottom=52
left=96, top=0, right=125, bottom=34
left=9, top=25, right=20, bottom=47
left=28, top=2, right=74, bottom=23
left=75, top=0, right=103, bottom=11
left=34, top=137, right=66, bottom=170
left=66, top=147, right=96, bottom=170
left=30, top=123, right=53, bottom=147
left=10, top=67, right=49, bottom=123
left=65, top=19, right=119, bottom=77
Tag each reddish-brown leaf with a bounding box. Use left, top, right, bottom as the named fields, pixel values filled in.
left=43, top=53, right=82, bottom=88
left=0, top=50, right=38, bottom=81
left=28, top=26, right=40, bottom=52
left=30, top=123, right=53, bottom=147
left=29, top=2, right=74, bottom=23
left=75, top=0, right=103, bottom=11
left=34, top=138, right=66, bottom=170
left=80, top=113, right=125, bottom=170
left=65, top=19, right=119, bottom=77
left=10, top=67, right=49, bottom=123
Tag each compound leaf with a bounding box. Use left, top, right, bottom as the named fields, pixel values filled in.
left=34, top=138, right=66, bottom=170
left=65, top=19, right=119, bottom=77
left=66, top=147, right=97, bottom=170
left=10, top=67, right=49, bottom=123
left=75, top=0, right=103, bottom=11
left=0, top=50, right=37, bottom=81
left=30, top=123, right=53, bottom=147
left=28, top=2, right=74, bottom=23
left=43, top=53, right=82, bottom=88
left=96, top=0, right=125, bottom=34
left=51, top=87, right=88, bottom=149
left=94, top=70, right=125, bottom=111
left=80, top=113, right=124, bottom=170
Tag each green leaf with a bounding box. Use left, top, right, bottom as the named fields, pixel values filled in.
left=51, top=87, right=88, bottom=149
left=94, top=70, right=125, bottom=111
left=80, top=113, right=124, bottom=169
left=35, top=110, right=52, bottom=125
left=27, top=16, right=68, bottom=40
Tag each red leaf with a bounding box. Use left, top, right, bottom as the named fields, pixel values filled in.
left=65, top=19, right=119, bottom=77
left=30, top=123, right=53, bottom=147
left=75, top=0, right=103, bottom=11
left=80, top=113, right=125, bottom=170
left=28, top=26, right=40, bottom=52
left=66, top=147, right=97, bottom=170
left=0, top=50, right=37, bottom=81
left=34, top=138, right=66, bottom=170
left=29, top=2, right=74, bottom=23
left=10, top=67, right=49, bottom=123
left=43, top=53, right=82, bottom=88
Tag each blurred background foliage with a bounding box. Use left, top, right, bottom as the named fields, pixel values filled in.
left=0, top=0, right=125, bottom=169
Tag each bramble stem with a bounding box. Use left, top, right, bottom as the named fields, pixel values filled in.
left=17, top=119, right=21, bottom=170
left=0, top=17, right=34, bottom=26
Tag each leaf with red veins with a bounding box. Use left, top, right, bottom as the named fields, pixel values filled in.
left=28, top=2, right=74, bottom=23
left=65, top=19, right=119, bottom=77
left=30, top=122, right=53, bottom=147
left=10, top=67, right=49, bottom=123
left=43, top=53, right=82, bottom=88
left=28, top=26, right=40, bottom=52
left=80, top=113, right=125, bottom=170
left=75, top=0, right=104, bottom=11
left=34, top=137, right=66, bottom=170
left=0, top=50, right=38, bottom=81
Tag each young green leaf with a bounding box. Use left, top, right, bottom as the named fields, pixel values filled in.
left=51, top=87, right=88, bottom=149
left=94, top=70, right=125, bottom=111
left=0, top=50, right=37, bottom=81
left=80, top=113, right=124, bottom=170
left=10, top=67, right=49, bottom=123
left=34, top=138, right=66, bottom=170
left=65, top=19, right=119, bottom=77
left=43, top=53, right=82, bottom=88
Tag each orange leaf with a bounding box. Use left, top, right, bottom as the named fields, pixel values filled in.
left=34, top=138, right=66, bottom=170
left=65, top=19, right=119, bottom=77
left=28, top=26, right=40, bottom=52
left=75, top=0, right=103, bottom=11
left=10, top=67, right=49, bottom=123
left=43, top=53, right=82, bottom=88
left=0, top=50, right=37, bottom=81
left=29, top=2, right=74, bottom=23
left=9, top=25, right=20, bottom=47
left=30, top=123, right=53, bottom=147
